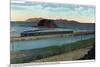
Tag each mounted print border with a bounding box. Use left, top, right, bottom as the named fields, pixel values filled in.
left=10, top=0, right=96, bottom=66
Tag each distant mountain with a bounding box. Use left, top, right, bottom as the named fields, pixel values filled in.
left=54, top=19, right=79, bottom=23
left=26, top=18, right=79, bottom=23
left=26, top=18, right=43, bottom=22
left=37, top=19, right=58, bottom=28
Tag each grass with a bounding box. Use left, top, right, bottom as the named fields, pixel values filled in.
left=11, top=38, right=95, bottom=64
left=34, top=48, right=90, bottom=62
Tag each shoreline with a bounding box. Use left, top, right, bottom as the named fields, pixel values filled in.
left=11, top=34, right=73, bottom=42
left=11, top=31, right=95, bottom=42
left=11, top=38, right=95, bottom=64
left=33, top=46, right=93, bottom=62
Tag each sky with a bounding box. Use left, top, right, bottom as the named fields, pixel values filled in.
left=11, top=0, right=96, bottom=23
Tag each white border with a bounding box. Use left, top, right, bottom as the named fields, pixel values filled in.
left=10, top=1, right=96, bottom=67
left=11, top=0, right=96, bottom=5
left=0, top=0, right=98, bottom=67
left=10, top=60, right=95, bottom=67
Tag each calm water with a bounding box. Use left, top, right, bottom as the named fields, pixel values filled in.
left=11, top=34, right=94, bottom=52
left=10, top=22, right=95, bottom=52
left=11, top=22, right=95, bottom=31
left=11, top=22, right=95, bottom=37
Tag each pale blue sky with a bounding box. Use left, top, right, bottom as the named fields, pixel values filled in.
left=11, top=0, right=96, bottom=23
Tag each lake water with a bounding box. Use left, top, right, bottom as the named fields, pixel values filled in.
left=10, top=22, right=95, bottom=52
left=11, top=34, right=95, bottom=52
left=11, top=22, right=95, bottom=37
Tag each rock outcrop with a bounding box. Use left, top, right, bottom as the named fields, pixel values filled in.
left=38, top=19, right=58, bottom=28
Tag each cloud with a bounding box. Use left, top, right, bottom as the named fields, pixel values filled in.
left=11, top=1, right=95, bottom=17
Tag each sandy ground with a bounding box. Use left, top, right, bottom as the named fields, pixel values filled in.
left=33, top=47, right=91, bottom=62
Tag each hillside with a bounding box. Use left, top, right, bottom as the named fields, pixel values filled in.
left=26, top=18, right=79, bottom=23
